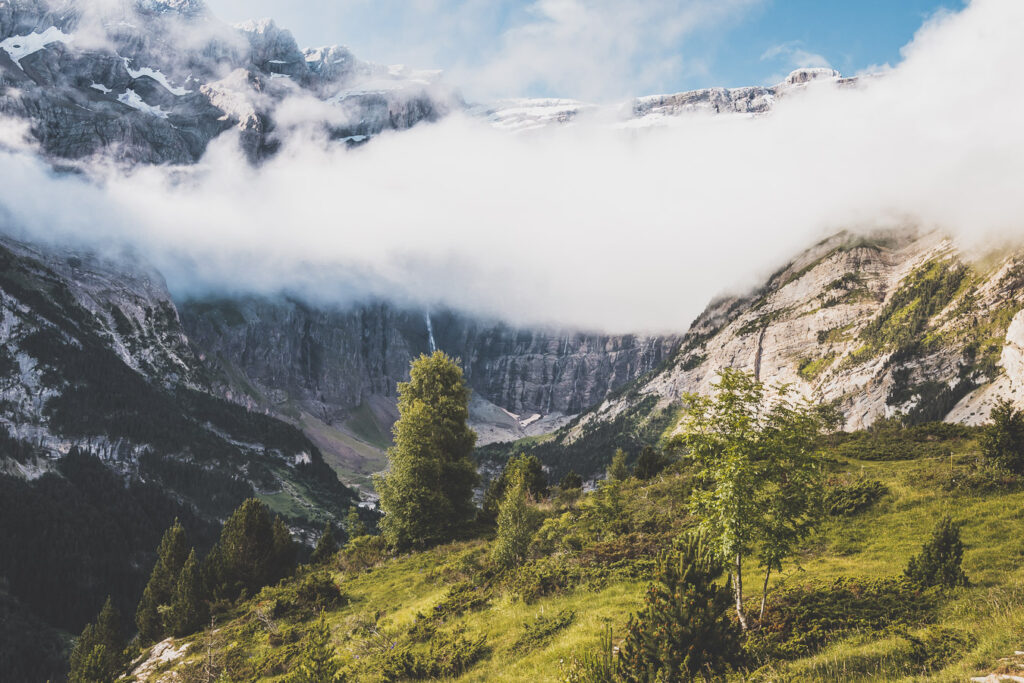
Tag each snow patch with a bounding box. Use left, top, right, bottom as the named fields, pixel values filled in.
left=123, top=59, right=191, bottom=95
left=0, top=27, right=73, bottom=68
left=117, top=89, right=169, bottom=118
left=90, top=82, right=112, bottom=94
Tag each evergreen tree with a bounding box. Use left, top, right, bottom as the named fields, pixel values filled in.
left=169, top=549, right=206, bottom=637
left=616, top=535, right=742, bottom=682
left=633, top=446, right=668, bottom=480
left=482, top=453, right=549, bottom=522
left=135, top=584, right=162, bottom=646
left=205, top=499, right=297, bottom=601
left=69, top=597, right=125, bottom=683
left=491, top=471, right=541, bottom=568
left=905, top=516, right=969, bottom=588
left=345, top=507, right=366, bottom=541
left=607, top=449, right=629, bottom=482
left=559, top=470, right=583, bottom=491
left=375, top=351, right=479, bottom=550
left=136, top=518, right=190, bottom=643
left=273, top=516, right=299, bottom=578
left=980, top=399, right=1024, bottom=474
left=311, top=523, right=339, bottom=565
left=289, top=611, right=346, bottom=683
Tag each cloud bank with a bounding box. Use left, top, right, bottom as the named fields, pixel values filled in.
left=1, top=0, right=1023, bottom=334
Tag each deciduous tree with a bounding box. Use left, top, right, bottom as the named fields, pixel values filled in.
left=680, top=369, right=831, bottom=629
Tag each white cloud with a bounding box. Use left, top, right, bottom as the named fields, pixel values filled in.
left=206, top=0, right=761, bottom=101
left=1, top=0, right=1022, bottom=335
left=453, top=0, right=761, bottom=101
left=759, top=41, right=832, bottom=84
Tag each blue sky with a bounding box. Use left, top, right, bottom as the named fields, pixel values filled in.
left=206, top=0, right=966, bottom=100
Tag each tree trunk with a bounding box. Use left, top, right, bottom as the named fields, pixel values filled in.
left=758, top=566, right=772, bottom=628
left=733, top=554, right=748, bottom=631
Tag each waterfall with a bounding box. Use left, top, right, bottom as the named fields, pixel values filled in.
left=425, top=310, right=437, bottom=353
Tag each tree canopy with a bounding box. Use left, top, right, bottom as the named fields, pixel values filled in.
left=375, top=351, right=478, bottom=550
left=679, top=368, right=834, bottom=629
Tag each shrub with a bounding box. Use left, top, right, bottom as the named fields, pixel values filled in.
left=510, top=609, right=576, bottom=653
left=904, top=626, right=976, bottom=673
left=268, top=572, right=348, bottom=619
left=287, top=611, right=347, bottom=683
left=380, top=626, right=488, bottom=681
left=616, top=534, right=743, bottom=682
left=980, top=399, right=1024, bottom=474
left=560, top=627, right=617, bottom=683
left=746, top=577, right=939, bottom=660
left=823, top=477, right=888, bottom=516
left=508, top=556, right=583, bottom=603
left=339, top=535, right=388, bottom=572
left=904, top=516, right=969, bottom=588
left=428, top=581, right=489, bottom=621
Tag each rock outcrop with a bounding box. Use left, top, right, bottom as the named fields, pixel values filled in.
left=570, top=229, right=1024, bottom=444
left=179, top=297, right=680, bottom=447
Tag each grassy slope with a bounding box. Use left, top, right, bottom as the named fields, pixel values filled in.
left=151, top=430, right=1024, bottom=682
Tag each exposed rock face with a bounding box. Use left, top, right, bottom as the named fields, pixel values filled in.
left=571, top=229, right=1024, bottom=440
left=179, top=298, right=680, bottom=445
left=0, top=0, right=456, bottom=163
left=0, top=236, right=204, bottom=469
left=0, top=236, right=357, bottom=524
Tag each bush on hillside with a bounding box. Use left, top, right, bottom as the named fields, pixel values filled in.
left=746, top=577, right=939, bottom=661
left=823, top=477, right=888, bottom=516
left=980, top=399, right=1024, bottom=474
left=616, top=534, right=743, bottom=682
left=904, top=516, right=969, bottom=588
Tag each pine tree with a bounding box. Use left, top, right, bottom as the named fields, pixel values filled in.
left=135, top=583, right=162, bottom=645
left=169, top=549, right=206, bottom=637
left=273, top=516, right=299, bottom=578
left=289, top=611, right=346, bottom=683
left=136, top=518, right=190, bottom=643
left=491, top=471, right=540, bottom=568
left=345, top=507, right=366, bottom=541
left=375, top=351, right=478, bottom=550
left=311, top=523, right=339, bottom=565
left=905, top=516, right=969, bottom=588
left=482, top=453, right=549, bottom=522
left=634, top=446, right=668, bottom=480
left=559, top=470, right=583, bottom=490
left=205, top=498, right=297, bottom=601
left=616, top=535, right=742, bottom=682
left=69, top=597, right=125, bottom=683
left=607, top=449, right=629, bottom=482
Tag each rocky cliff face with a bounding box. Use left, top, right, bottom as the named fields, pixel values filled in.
left=569, top=229, right=1024, bottom=445
left=179, top=297, right=680, bottom=451
left=0, top=236, right=357, bottom=522
left=0, top=0, right=456, bottom=163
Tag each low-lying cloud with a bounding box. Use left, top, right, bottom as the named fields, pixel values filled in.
left=1, top=0, right=1022, bottom=334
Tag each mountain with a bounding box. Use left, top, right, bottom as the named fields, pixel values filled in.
left=0, top=0, right=456, bottom=163
left=500, top=229, right=1024, bottom=479
left=180, top=297, right=679, bottom=485
left=0, top=0, right=855, bottom=164
left=0, top=235, right=357, bottom=520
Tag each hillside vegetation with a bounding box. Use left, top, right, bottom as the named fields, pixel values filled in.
left=138, top=421, right=1024, bottom=682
